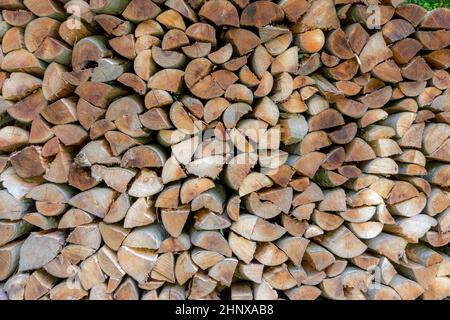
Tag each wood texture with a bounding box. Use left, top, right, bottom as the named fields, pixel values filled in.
left=0, top=0, right=449, bottom=301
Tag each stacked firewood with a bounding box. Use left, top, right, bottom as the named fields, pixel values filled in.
left=0, top=0, right=449, bottom=300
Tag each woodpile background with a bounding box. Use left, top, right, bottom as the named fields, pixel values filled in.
left=0, top=0, right=449, bottom=300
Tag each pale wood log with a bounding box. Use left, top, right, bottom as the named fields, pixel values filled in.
left=366, top=233, right=408, bottom=263
left=118, top=246, right=157, bottom=284
left=24, top=269, right=57, bottom=300
left=181, top=41, right=211, bottom=59
left=422, top=277, right=450, bottom=300
left=68, top=187, right=115, bottom=219
left=97, top=245, right=125, bottom=279
left=302, top=262, right=326, bottom=285
left=191, top=230, right=231, bottom=257
left=160, top=206, right=188, bottom=238
left=315, top=225, right=367, bottom=259
left=19, top=231, right=65, bottom=272
left=4, top=273, right=29, bottom=300
left=264, top=31, right=293, bottom=58
left=230, top=283, right=252, bottom=300
left=0, top=240, right=23, bottom=281
left=175, top=251, right=198, bottom=285
left=389, top=192, right=427, bottom=217
left=236, top=263, right=264, bottom=284
left=0, top=167, right=41, bottom=200
left=23, top=212, right=57, bottom=230
left=194, top=209, right=230, bottom=231
left=198, top=0, right=239, bottom=28
left=389, top=274, right=424, bottom=300
left=0, top=220, right=32, bottom=246
left=78, top=254, right=106, bottom=290
left=122, top=198, right=155, bottom=229
left=159, top=233, right=191, bottom=253
left=285, top=285, right=320, bottom=300
left=121, top=144, right=167, bottom=169
left=151, top=252, right=176, bottom=283
left=244, top=192, right=281, bottom=220
left=44, top=252, right=77, bottom=278
left=99, top=222, right=129, bottom=251
left=422, top=231, right=450, bottom=248
left=320, top=275, right=345, bottom=300
left=304, top=242, right=335, bottom=271
left=231, top=214, right=286, bottom=242
left=208, top=257, right=238, bottom=287
left=251, top=279, right=277, bottom=300
left=191, top=248, right=224, bottom=271
left=113, top=277, right=140, bottom=300
left=325, top=260, right=347, bottom=277
left=367, top=285, right=401, bottom=300
left=311, top=210, right=344, bottom=231
left=122, top=224, right=165, bottom=251
left=158, top=284, right=185, bottom=300
left=67, top=223, right=102, bottom=250
left=59, top=243, right=95, bottom=266
left=291, top=0, right=338, bottom=32
left=228, top=231, right=255, bottom=265
left=188, top=272, right=217, bottom=300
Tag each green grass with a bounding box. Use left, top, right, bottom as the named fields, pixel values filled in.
left=408, top=0, right=450, bottom=10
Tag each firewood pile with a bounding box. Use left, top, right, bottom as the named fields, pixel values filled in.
left=0, top=0, right=449, bottom=300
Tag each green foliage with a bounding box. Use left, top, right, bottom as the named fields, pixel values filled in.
left=408, top=0, right=450, bottom=10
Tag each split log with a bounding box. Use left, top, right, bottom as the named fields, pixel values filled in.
left=0, top=0, right=448, bottom=302
left=18, top=231, right=65, bottom=272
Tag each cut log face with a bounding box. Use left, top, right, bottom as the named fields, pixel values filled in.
left=18, top=231, right=65, bottom=272
left=0, top=0, right=448, bottom=302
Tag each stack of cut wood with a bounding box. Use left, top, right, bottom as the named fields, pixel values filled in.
left=0, top=0, right=449, bottom=300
